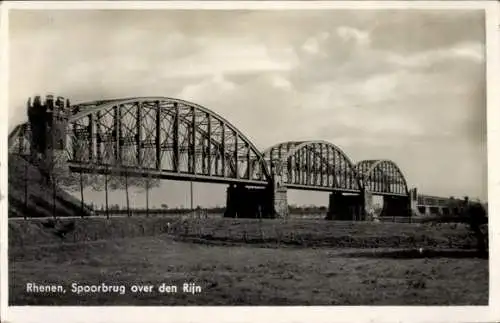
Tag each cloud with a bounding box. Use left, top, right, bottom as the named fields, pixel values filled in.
left=302, top=37, right=320, bottom=55
left=175, top=71, right=303, bottom=149
left=336, top=26, right=371, bottom=47
left=450, top=42, right=484, bottom=62
left=167, top=40, right=297, bottom=77
left=387, top=41, right=484, bottom=69
left=301, top=31, right=330, bottom=56
left=8, top=9, right=487, bottom=203
left=270, top=74, right=293, bottom=91
left=368, top=10, right=485, bottom=54
left=179, top=74, right=236, bottom=101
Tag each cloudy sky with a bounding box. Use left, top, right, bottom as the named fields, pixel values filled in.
left=8, top=9, right=487, bottom=207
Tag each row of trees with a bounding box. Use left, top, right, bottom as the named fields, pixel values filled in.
left=90, top=204, right=335, bottom=214
left=50, top=142, right=164, bottom=218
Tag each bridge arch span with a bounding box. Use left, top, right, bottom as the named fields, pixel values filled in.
left=11, top=96, right=271, bottom=185
left=263, top=140, right=362, bottom=192
left=356, top=159, right=409, bottom=196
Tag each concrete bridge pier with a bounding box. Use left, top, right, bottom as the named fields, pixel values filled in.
left=325, top=190, right=411, bottom=221
left=325, top=192, right=363, bottom=221
left=410, top=188, right=420, bottom=216
left=223, top=182, right=288, bottom=219
left=224, top=184, right=268, bottom=218
left=272, top=178, right=288, bottom=218
left=363, top=191, right=378, bottom=221
left=380, top=195, right=411, bottom=218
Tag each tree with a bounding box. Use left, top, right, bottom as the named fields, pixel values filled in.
left=134, top=147, right=157, bottom=217
left=465, top=201, right=488, bottom=255
left=57, top=133, right=162, bottom=193
left=421, top=199, right=488, bottom=257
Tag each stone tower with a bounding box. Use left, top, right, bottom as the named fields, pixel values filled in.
left=27, top=94, right=71, bottom=178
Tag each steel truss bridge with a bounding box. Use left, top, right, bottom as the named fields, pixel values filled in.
left=9, top=96, right=409, bottom=198
left=18, top=95, right=471, bottom=219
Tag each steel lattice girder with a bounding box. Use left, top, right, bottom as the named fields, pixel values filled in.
left=12, top=97, right=271, bottom=186
left=355, top=159, right=409, bottom=196
left=9, top=96, right=410, bottom=197
left=262, top=140, right=363, bottom=192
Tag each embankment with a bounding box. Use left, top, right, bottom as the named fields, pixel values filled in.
left=9, top=216, right=480, bottom=250
left=8, top=154, right=92, bottom=218
left=7, top=154, right=482, bottom=252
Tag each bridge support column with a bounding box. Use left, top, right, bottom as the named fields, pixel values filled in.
left=362, top=191, right=379, bottom=222
left=326, top=192, right=363, bottom=221
left=270, top=167, right=288, bottom=218
left=223, top=182, right=288, bottom=219
left=409, top=188, right=419, bottom=217
left=273, top=185, right=288, bottom=218
left=224, top=184, right=275, bottom=218
left=380, top=195, right=411, bottom=219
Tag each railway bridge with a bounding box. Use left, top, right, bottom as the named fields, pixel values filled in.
left=8, top=95, right=459, bottom=220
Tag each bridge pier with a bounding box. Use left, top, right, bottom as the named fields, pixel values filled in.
left=362, top=191, right=379, bottom=222
left=273, top=185, right=288, bottom=218
left=224, top=184, right=279, bottom=218
left=409, top=188, right=419, bottom=216
left=380, top=195, right=411, bottom=218
left=224, top=182, right=288, bottom=219
left=325, top=192, right=363, bottom=221
left=224, top=185, right=265, bottom=218
left=325, top=191, right=411, bottom=222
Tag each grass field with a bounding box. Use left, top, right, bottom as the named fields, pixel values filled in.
left=8, top=216, right=489, bottom=306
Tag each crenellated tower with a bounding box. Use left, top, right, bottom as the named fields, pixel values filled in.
left=27, top=94, right=71, bottom=158
left=27, top=94, right=71, bottom=179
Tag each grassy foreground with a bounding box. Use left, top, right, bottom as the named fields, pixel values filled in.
left=9, top=216, right=482, bottom=249
left=9, top=217, right=489, bottom=305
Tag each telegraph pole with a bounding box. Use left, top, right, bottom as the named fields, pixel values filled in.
left=80, top=170, right=84, bottom=218
left=105, top=169, right=109, bottom=219
left=190, top=181, right=194, bottom=211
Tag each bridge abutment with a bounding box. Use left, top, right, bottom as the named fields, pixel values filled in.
left=325, top=192, right=363, bottom=221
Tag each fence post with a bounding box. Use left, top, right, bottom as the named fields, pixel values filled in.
left=125, top=170, right=130, bottom=217
left=80, top=170, right=84, bottom=218
left=146, top=178, right=150, bottom=217
left=24, top=161, right=28, bottom=219
left=52, top=162, right=57, bottom=219
left=105, top=169, right=109, bottom=219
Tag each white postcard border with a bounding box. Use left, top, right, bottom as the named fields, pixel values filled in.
left=1, top=1, right=498, bottom=323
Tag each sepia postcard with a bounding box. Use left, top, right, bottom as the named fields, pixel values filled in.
left=1, top=1, right=499, bottom=323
